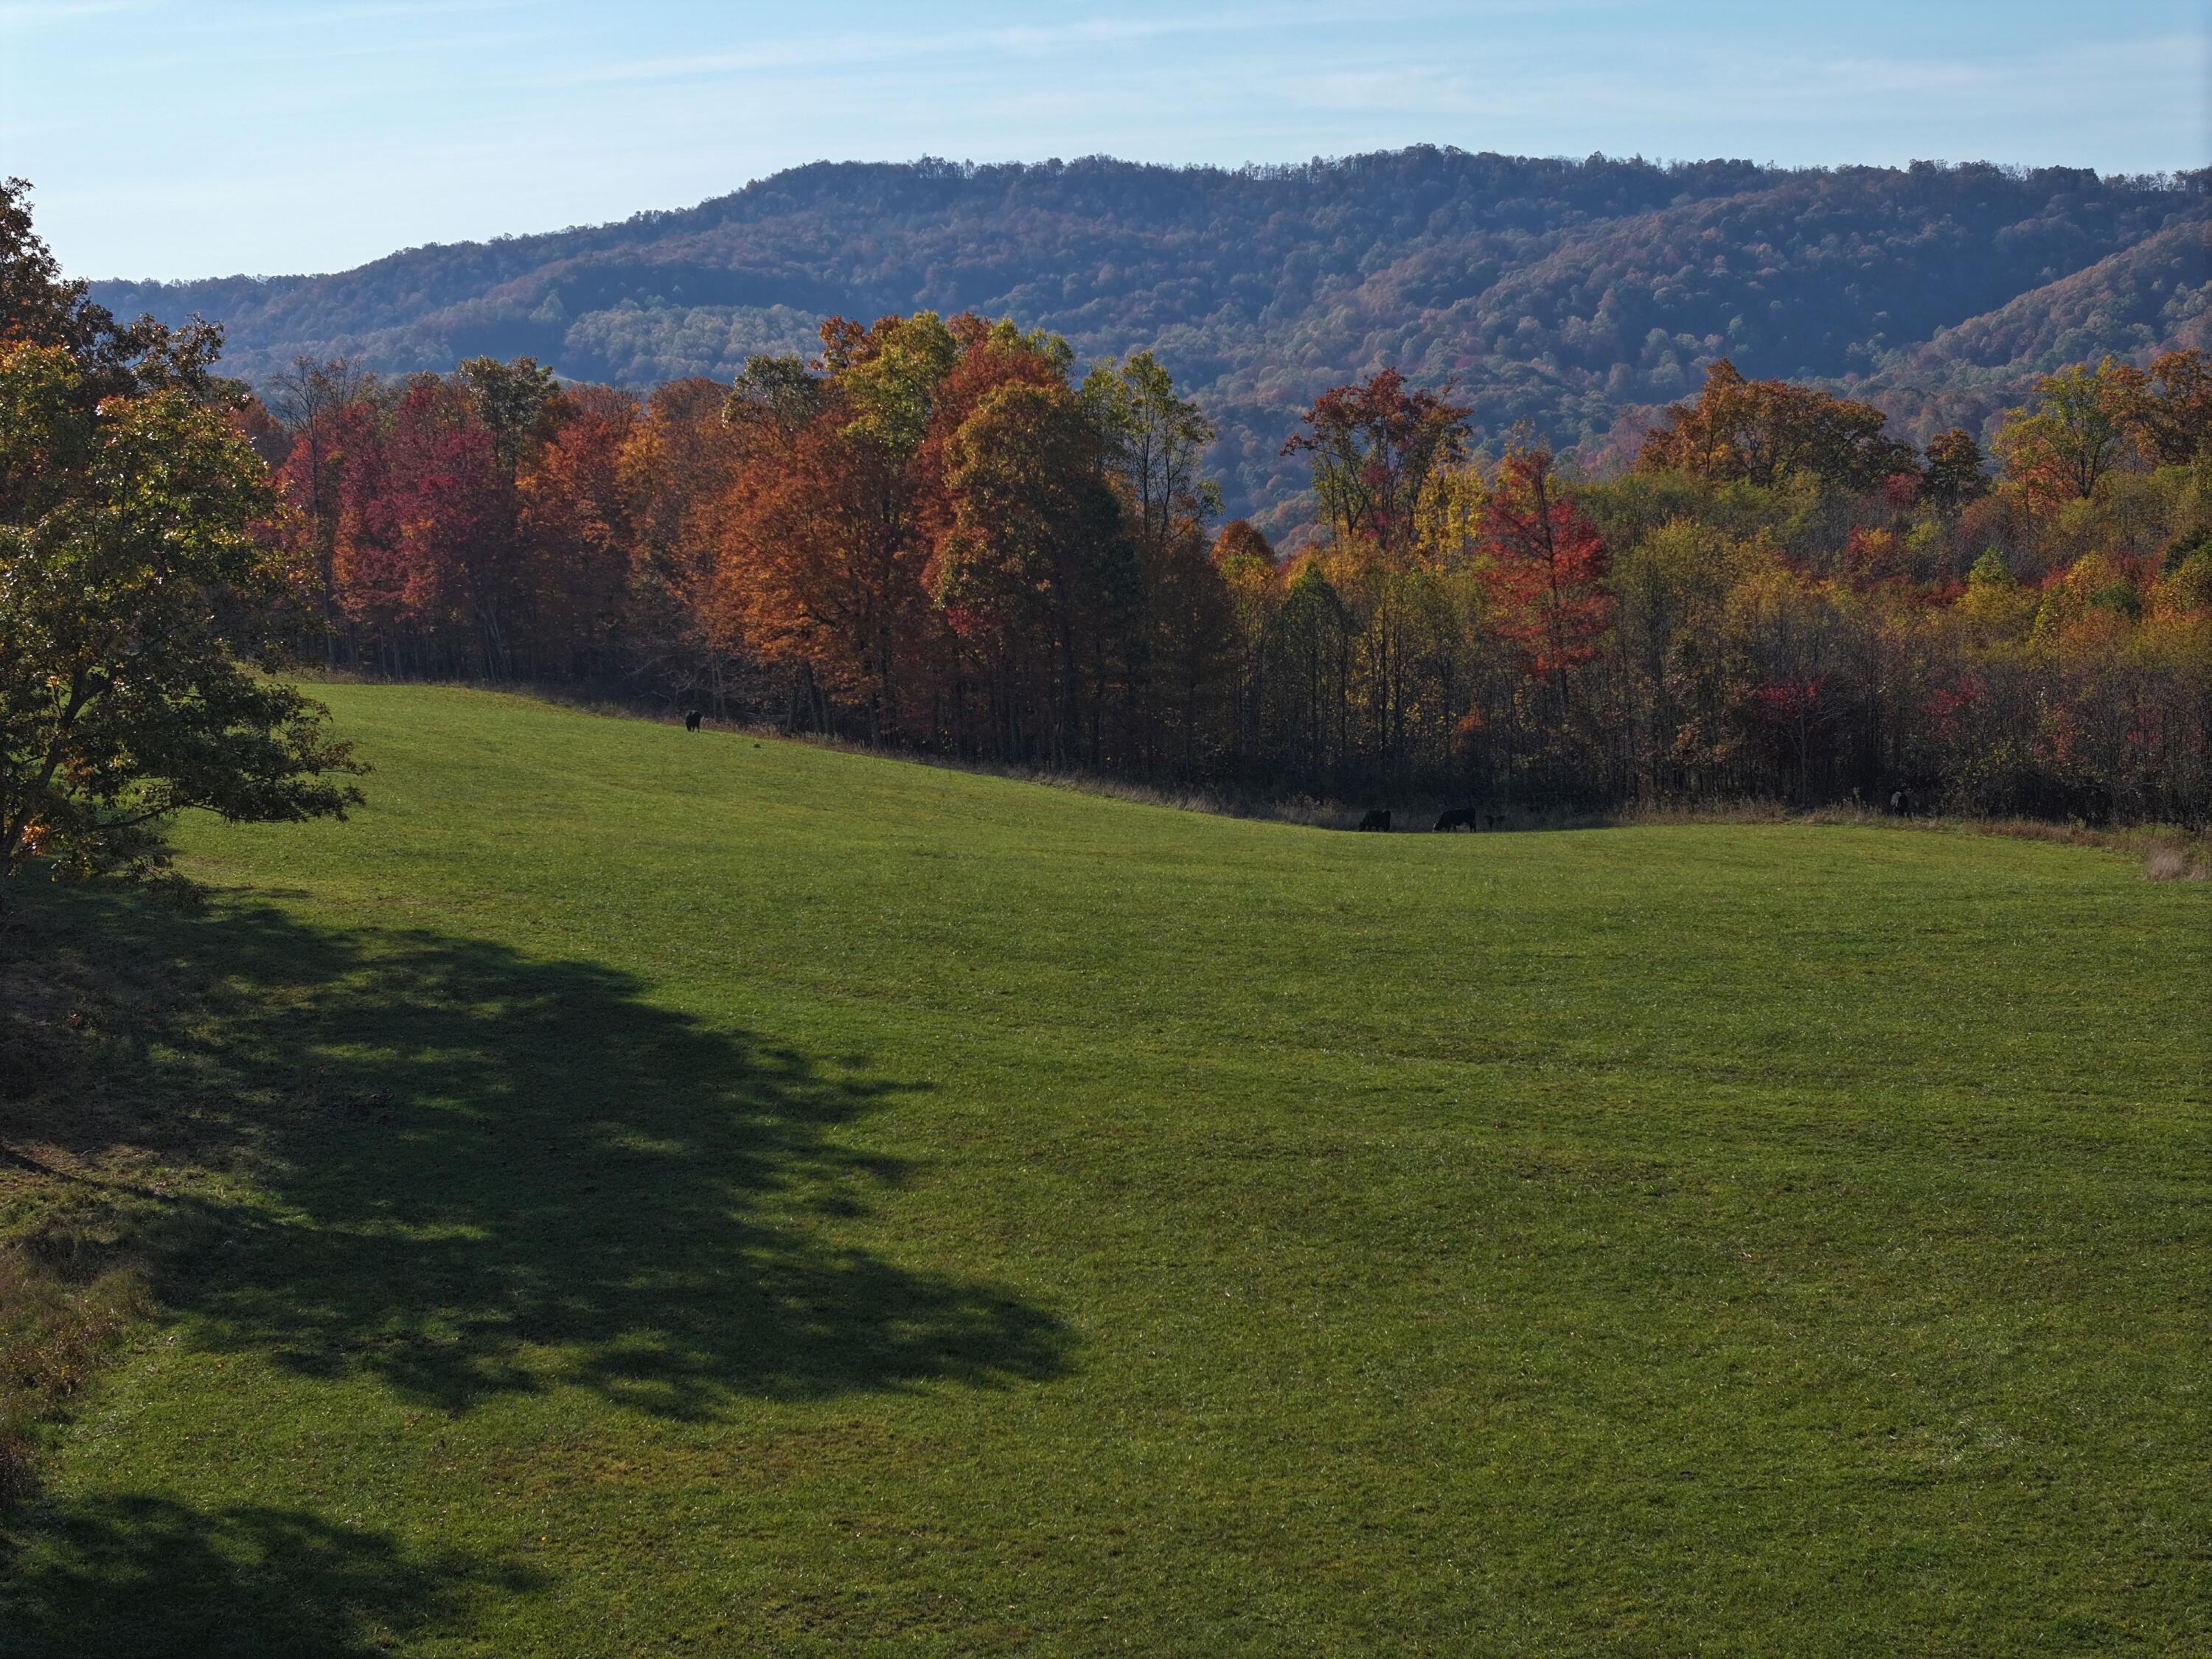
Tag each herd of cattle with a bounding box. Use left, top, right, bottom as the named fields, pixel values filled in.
left=1358, top=809, right=1510, bottom=833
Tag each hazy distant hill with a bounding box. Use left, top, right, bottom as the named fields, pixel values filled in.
left=91, top=150, right=2208, bottom=532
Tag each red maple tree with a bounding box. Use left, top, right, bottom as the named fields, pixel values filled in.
left=1477, top=445, right=1613, bottom=698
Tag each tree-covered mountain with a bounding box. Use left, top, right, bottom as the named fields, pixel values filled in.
left=1856, top=219, right=2212, bottom=446
left=90, top=150, right=2208, bottom=534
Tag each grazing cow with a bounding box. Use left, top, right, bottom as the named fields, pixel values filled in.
left=684, top=709, right=703, bottom=732
left=1357, top=809, right=1392, bottom=832
left=1434, top=807, right=1480, bottom=832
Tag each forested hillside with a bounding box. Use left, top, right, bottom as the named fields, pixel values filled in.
left=1860, top=220, right=2212, bottom=445
left=91, top=150, right=2208, bottom=533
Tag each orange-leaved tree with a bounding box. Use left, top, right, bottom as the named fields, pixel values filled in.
left=1638, top=358, right=1915, bottom=493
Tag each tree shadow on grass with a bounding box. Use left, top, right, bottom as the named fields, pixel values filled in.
left=0, top=1495, right=543, bottom=1658
left=12, top=883, right=1070, bottom=1417
left=0, top=883, right=1065, bottom=1652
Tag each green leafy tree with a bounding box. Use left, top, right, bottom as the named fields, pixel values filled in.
left=822, top=311, right=961, bottom=458
left=1994, top=358, right=2135, bottom=504
left=456, top=354, right=559, bottom=468
left=723, top=352, right=827, bottom=437
left=1085, top=350, right=1222, bottom=552
left=0, top=186, right=362, bottom=897
left=933, top=380, right=1141, bottom=762
left=1956, top=549, right=2037, bottom=645
left=1084, top=352, right=1230, bottom=771
left=1921, top=428, right=1989, bottom=507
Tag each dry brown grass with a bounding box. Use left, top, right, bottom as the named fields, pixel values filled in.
left=0, top=1242, right=153, bottom=1504
left=1957, top=818, right=2211, bottom=880
left=1624, top=799, right=2211, bottom=880
left=2141, top=844, right=2207, bottom=881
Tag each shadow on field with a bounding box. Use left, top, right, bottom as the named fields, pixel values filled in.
left=0, top=1495, right=540, bottom=1658
left=9, top=885, right=1070, bottom=1419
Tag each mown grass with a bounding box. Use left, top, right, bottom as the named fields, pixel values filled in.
left=1, top=683, right=2205, bottom=1657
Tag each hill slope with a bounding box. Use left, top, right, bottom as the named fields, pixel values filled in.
left=4, top=685, right=2205, bottom=1654
left=90, top=151, right=2208, bottom=529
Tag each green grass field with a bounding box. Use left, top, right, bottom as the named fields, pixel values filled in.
left=3, top=683, right=2206, bottom=1656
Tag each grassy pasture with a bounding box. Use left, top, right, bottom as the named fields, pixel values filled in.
left=1, top=683, right=2205, bottom=1656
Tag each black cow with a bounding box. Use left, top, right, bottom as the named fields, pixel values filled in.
left=684, top=709, right=703, bottom=732
left=1434, top=807, right=1480, bottom=832
left=1888, top=787, right=1913, bottom=817
left=1357, top=810, right=1392, bottom=832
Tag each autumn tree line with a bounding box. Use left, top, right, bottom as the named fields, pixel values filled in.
left=248, top=319, right=2212, bottom=824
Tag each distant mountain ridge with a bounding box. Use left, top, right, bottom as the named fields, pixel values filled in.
left=91, top=149, right=2209, bottom=532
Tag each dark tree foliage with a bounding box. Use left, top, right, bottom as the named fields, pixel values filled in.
left=0, top=182, right=363, bottom=895
left=1921, top=428, right=1991, bottom=506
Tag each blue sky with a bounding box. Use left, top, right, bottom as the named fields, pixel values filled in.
left=5, top=0, right=2205, bottom=279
